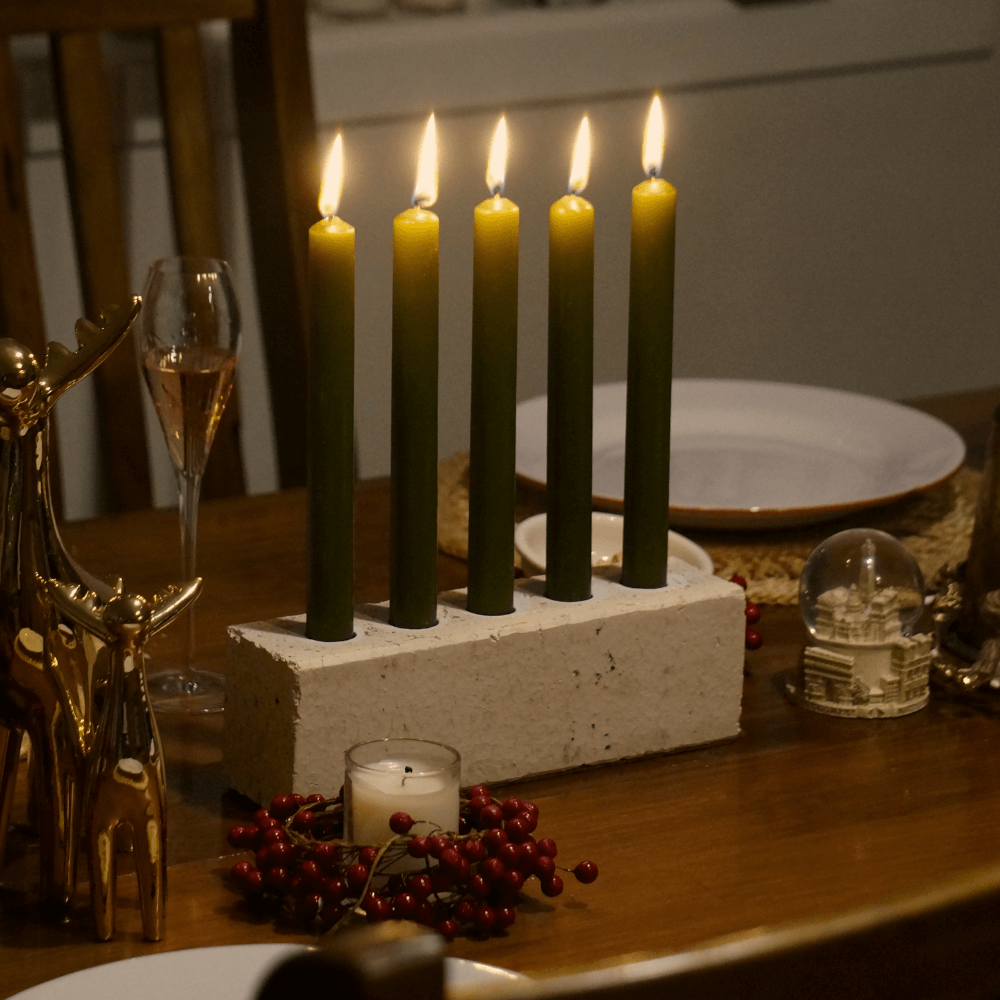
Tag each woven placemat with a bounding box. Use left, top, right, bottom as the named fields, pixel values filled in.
left=438, top=451, right=979, bottom=605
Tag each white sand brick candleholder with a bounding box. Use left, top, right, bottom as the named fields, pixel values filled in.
left=224, top=561, right=745, bottom=804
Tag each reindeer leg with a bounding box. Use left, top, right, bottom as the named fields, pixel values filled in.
left=31, top=716, right=82, bottom=913
left=6, top=633, right=86, bottom=911
left=30, top=722, right=63, bottom=907
left=133, top=801, right=166, bottom=942
left=88, top=813, right=118, bottom=942
left=59, top=755, right=80, bottom=909
left=0, top=724, right=20, bottom=868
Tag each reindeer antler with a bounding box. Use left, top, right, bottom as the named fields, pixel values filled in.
left=37, top=297, right=141, bottom=406
left=46, top=579, right=113, bottom=645
left=47, top=575, right=201, bottom=643
left=148, top=579, right=202, bottom=636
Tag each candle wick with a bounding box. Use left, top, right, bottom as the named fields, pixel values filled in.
left=646, top=166, right=659, bottom=180
left=489, top=184, right=504, bottom=199
left=401, top=764, right=413, bottom=787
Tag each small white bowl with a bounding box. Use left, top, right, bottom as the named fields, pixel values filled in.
left=514, top=512, right=714, bottom=577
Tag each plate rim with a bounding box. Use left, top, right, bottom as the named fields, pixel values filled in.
left=7, top=944, right=528, bottom=1000
left=515, top=378, right=966, bottom=524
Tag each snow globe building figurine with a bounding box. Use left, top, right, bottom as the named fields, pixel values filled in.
left=798, top=528, right=932, bottom=718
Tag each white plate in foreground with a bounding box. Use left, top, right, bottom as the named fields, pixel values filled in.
left=515, top=379, right=965, bottom=530
left=9, top=944, right=528, bottom=1000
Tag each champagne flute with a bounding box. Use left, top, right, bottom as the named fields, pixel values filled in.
left=137, top=257, right=240, bottom=713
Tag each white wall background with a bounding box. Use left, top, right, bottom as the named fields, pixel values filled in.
left=12, top=0, right=1000, bottom=518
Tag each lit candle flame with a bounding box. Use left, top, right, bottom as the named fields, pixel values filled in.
left=412, top=113, right=438, bottom=209
left=642, top=94, right=665, bottom=179
left=486, top=115, right=508, bottom=197
left=568, top=115, right=590, bottom=196
left=318, top=133, right=344, bottom=219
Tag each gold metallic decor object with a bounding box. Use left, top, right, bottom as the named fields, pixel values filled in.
left=953, top=406, right=1000, bottom=653
left=934, top=588, right=1000, bottom=712
left=0, top=298, right=200, bottom=940
left=932, top=406, right=1000, bottom=710
left=928, top=407, right=1000, bottom=710
left=47, top=577, right=201, bottom=941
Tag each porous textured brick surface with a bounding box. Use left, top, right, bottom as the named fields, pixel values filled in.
left=224, top=562, right=745, bottom=804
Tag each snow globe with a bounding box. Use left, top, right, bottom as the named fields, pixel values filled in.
left=797, top=528, right=932, bottom=718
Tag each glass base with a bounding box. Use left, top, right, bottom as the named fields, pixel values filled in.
left=147, top=669, right=225, bottom=714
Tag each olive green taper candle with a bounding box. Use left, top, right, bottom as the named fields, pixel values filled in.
left=545, top=117, right=594, bottom=604
left=622, top=96, right=676, bottom=590
left=390, top=115, right=440, bottom=630
left=468, top=117, right=519, bottom=616
left=307, top=134, right=355, bottom=641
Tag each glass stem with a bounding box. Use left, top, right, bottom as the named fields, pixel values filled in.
left=177, top=470, right=202, bottom=681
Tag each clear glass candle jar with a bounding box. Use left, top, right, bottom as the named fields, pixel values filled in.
left=345, top=738, right=461, bottom=868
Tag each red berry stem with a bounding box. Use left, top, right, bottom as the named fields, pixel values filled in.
left=353, top=835, right=409, bottom=922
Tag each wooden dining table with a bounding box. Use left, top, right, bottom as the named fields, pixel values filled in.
left=1, top=386, right=999, bottom=998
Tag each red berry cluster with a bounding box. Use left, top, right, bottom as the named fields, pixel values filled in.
left=227, top=785, right=598, bottom=941
left=729, top=575, right=762, bottom=650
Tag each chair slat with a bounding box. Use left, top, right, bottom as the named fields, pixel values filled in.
left=0, top=40, right=46, bottom=358
left=52, top=31, right=152, bottom=511
left=231, top=0, right=317, bottom=489
left=0, top=1, right=256, bottom=37
left=157, top=23, right=245, bottom=500
left=157, top=25, right=223, bottom=261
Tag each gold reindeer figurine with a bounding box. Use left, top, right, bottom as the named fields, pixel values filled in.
left=47, top=577, right=201, bottom=941
left=0, top=299, right=140, bottom=911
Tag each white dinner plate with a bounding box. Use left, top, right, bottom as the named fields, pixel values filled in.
left=515, top=379, right=965, bottom=530
left=9, top=944, right=529, bottom=1000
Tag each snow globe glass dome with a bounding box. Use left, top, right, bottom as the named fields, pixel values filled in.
left=799, top=528, right=925, bottom=644
left=797, top=529, right=931, bottom=719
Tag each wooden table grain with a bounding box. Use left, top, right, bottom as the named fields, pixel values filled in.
left=1, top=388, right=998, bottom=997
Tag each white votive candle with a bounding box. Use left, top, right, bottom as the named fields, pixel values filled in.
left=345, top=739, right=460, bottom=869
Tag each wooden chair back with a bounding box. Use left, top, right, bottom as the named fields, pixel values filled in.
left=0, top=0, right=316, bottom=511
left=256, top=862, right=1000, bottom=1000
